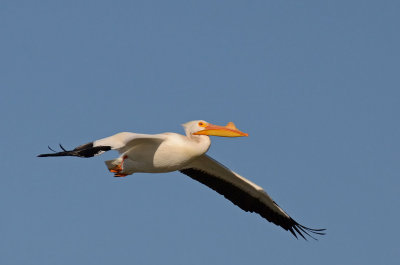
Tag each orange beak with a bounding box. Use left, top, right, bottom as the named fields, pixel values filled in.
left=193, top=122, right=248, bottom=137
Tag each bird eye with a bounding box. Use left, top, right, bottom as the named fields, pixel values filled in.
left=198, top=122, right=206, bottom=127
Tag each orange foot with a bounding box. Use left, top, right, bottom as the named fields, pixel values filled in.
left=109, top=155, right=128, bottom=173
left=109, top=164, right=123, bottom=173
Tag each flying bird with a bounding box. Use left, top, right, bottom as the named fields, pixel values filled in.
left=38, top=120, right=325, bottom=240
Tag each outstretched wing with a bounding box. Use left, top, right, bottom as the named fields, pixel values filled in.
left=180, top=154, right=325, bottom=240
left=37, top=132, right=166, bottom=158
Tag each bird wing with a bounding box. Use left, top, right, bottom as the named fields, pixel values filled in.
left=37, top=132, right=166, bottom=158
left=180, top=154, right=325, bottom=240
left=94, top=132, right=166, bottom=154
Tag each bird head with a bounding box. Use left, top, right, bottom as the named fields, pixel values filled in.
left=183, top=120, right=248, bottom=137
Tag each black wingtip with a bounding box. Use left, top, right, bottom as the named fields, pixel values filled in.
left=38, top=143, right=111, bottom=158
left=48, top=145, right=57, bottom=152
left=292, top=222, right=326, bottom=241
left=59, top=144, right=67, bottom=151
left=37, top=143, right=74, bottom=157
left=37, top=152, right=69, bottom=157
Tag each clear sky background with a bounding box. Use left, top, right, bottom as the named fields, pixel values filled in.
left=1, top=1, right=399, bottom=264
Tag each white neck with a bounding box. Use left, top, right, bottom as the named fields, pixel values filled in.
left=185, top=134, right=211, bottom=157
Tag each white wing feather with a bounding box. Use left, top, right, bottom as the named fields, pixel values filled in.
left=94, top=132, right=167, bottom=153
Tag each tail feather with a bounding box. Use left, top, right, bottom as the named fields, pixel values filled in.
left=38, top=142, right=111, bottom=158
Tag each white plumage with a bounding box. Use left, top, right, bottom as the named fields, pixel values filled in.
left=38, top=120, right=325, bottom=239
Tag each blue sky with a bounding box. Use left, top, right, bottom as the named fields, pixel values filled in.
left=1, top=1, right=399, bottom=264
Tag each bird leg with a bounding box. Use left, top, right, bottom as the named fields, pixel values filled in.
left=108, top=155, right=128, bottom=177
left=109, top=164, right=123, bottom=173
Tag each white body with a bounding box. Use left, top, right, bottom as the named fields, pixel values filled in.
left=97, top=132, right=211, bottom=174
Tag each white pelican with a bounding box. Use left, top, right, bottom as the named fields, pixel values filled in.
left=38, top=120, right=325, bottom=240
